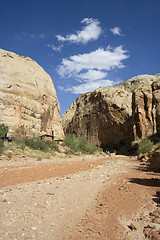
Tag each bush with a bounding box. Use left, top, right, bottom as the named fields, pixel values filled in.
left=138, top=138, right=154, bottom=155
left=37, top=155, right=42, bottom=161
left=15, top=137, right=60, bottom=153
left=0, top=124, right=9, bottom=140
left=7, top=152, right=12, bottom=159
left=63, top=134, right=98, bottom=154
left=0, top=140, right=4, bottom=154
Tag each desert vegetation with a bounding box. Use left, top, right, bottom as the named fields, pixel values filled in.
left=0, top=124, right=9, bottom=140
left=0, top=124, right=60, bottom=160
left=1, top=123, right=160, bottom=161
left=0, top=125, right=100, bottom=160
left=0, top=140, right=4, bottom=154
left=137, top=138, right=154, bottom=155
left=14, top=137, right=60, bottom=152
left=63, top=134, right=99, bottom=155
left=0, top=124, right=9, bottom=154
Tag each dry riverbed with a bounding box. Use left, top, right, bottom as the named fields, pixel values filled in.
left=0, top=154, right=160, bottom=240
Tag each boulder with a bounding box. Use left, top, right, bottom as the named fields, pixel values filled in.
left=62, top=74, right=160, bottom=146
left=0, top=48, right=64, bottom=140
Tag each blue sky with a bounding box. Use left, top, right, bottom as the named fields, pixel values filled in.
left=0, top=0, right=160, bottom=115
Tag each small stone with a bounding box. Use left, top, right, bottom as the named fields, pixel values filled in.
left=128, top=223, right=140, bottom=230
left=146, top=223, right=160, bottom=230
left=31, top=227, right=37, bottom=231
left=152, top=218, right=160, bottom=224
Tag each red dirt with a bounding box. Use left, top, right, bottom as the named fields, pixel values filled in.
left=0, top=158, right=105, bottom=187
left=0, top=155, right=160, bottom=240
left=68, top=161, right=160, bottom=240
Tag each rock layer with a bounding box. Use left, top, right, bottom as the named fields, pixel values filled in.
left=62, top=74, right=160, bottom=146
left=0, top=48, right=64, bottom=140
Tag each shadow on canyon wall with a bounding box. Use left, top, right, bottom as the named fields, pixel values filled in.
left=100, top=132, right=160, bottom=156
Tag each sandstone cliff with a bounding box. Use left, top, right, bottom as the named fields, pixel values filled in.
left=0, top=48, right=64, bottom=140
left=62, top=74, right=160, bottom=146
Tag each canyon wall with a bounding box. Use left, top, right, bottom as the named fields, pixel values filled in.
left=0, top=48, right=64, bottom=140
left=62, top=74, right=160, bottom=146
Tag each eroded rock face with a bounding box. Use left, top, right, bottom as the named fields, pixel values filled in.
left=0, top=48, right=64, bottom=140
left=148, top=144, right=160, bottom=171
left=62, top=74, right=160, bottom=146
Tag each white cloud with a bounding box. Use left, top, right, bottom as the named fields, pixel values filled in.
left=56, top=35, right=66, bottom=41
left=47, top=44, right=63, bottom=52
left=58, top=45, right=129, bottom=78
left=57, top=45, right=129, bottom=94
left=64, top=79, right=115, bottom=94
left=14, top=36, right=23, bottom=40
left=58, top=86, right=65, bottom=91
left=39, top=34, right=46, bottom=39
left=79, top=70, right=107, bottom=81
left=56, top=18, right=102, bottom=44
left=110, top=27, right=123, bottom=36
left=29, top=34, right=46, bottom=39
left=14, top=32, right=46, bottom=40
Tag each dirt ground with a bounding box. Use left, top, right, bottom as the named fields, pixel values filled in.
left=0, top=154, right=160, bottom=240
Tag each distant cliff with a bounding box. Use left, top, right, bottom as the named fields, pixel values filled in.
left=0, top=48, right=64, bottom=140
left=62, top=74, right=160, bottom=146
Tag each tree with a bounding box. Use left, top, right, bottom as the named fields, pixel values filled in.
left=0, top=124, right=9, bottom=140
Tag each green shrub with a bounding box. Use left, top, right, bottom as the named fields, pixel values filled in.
left=7, top=152, right=12, bottom=159
left=44, top=152, right=53, bottom=159
left=20, top=143, right=26, bottom=150
left=0, top=140, right=4, bottom=154
left=37, top=155, right=42, bottom=161
left=63, top=134, right=98, bottom=154
left=63, top=134, right=76, bottom=149
left=0, top=124, right=9, bottom=140
left=65, top=148, right=76, bottom=155
left=138, top=138, right=154, bottom=155
left=15, top=137, right=60, bottom=153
